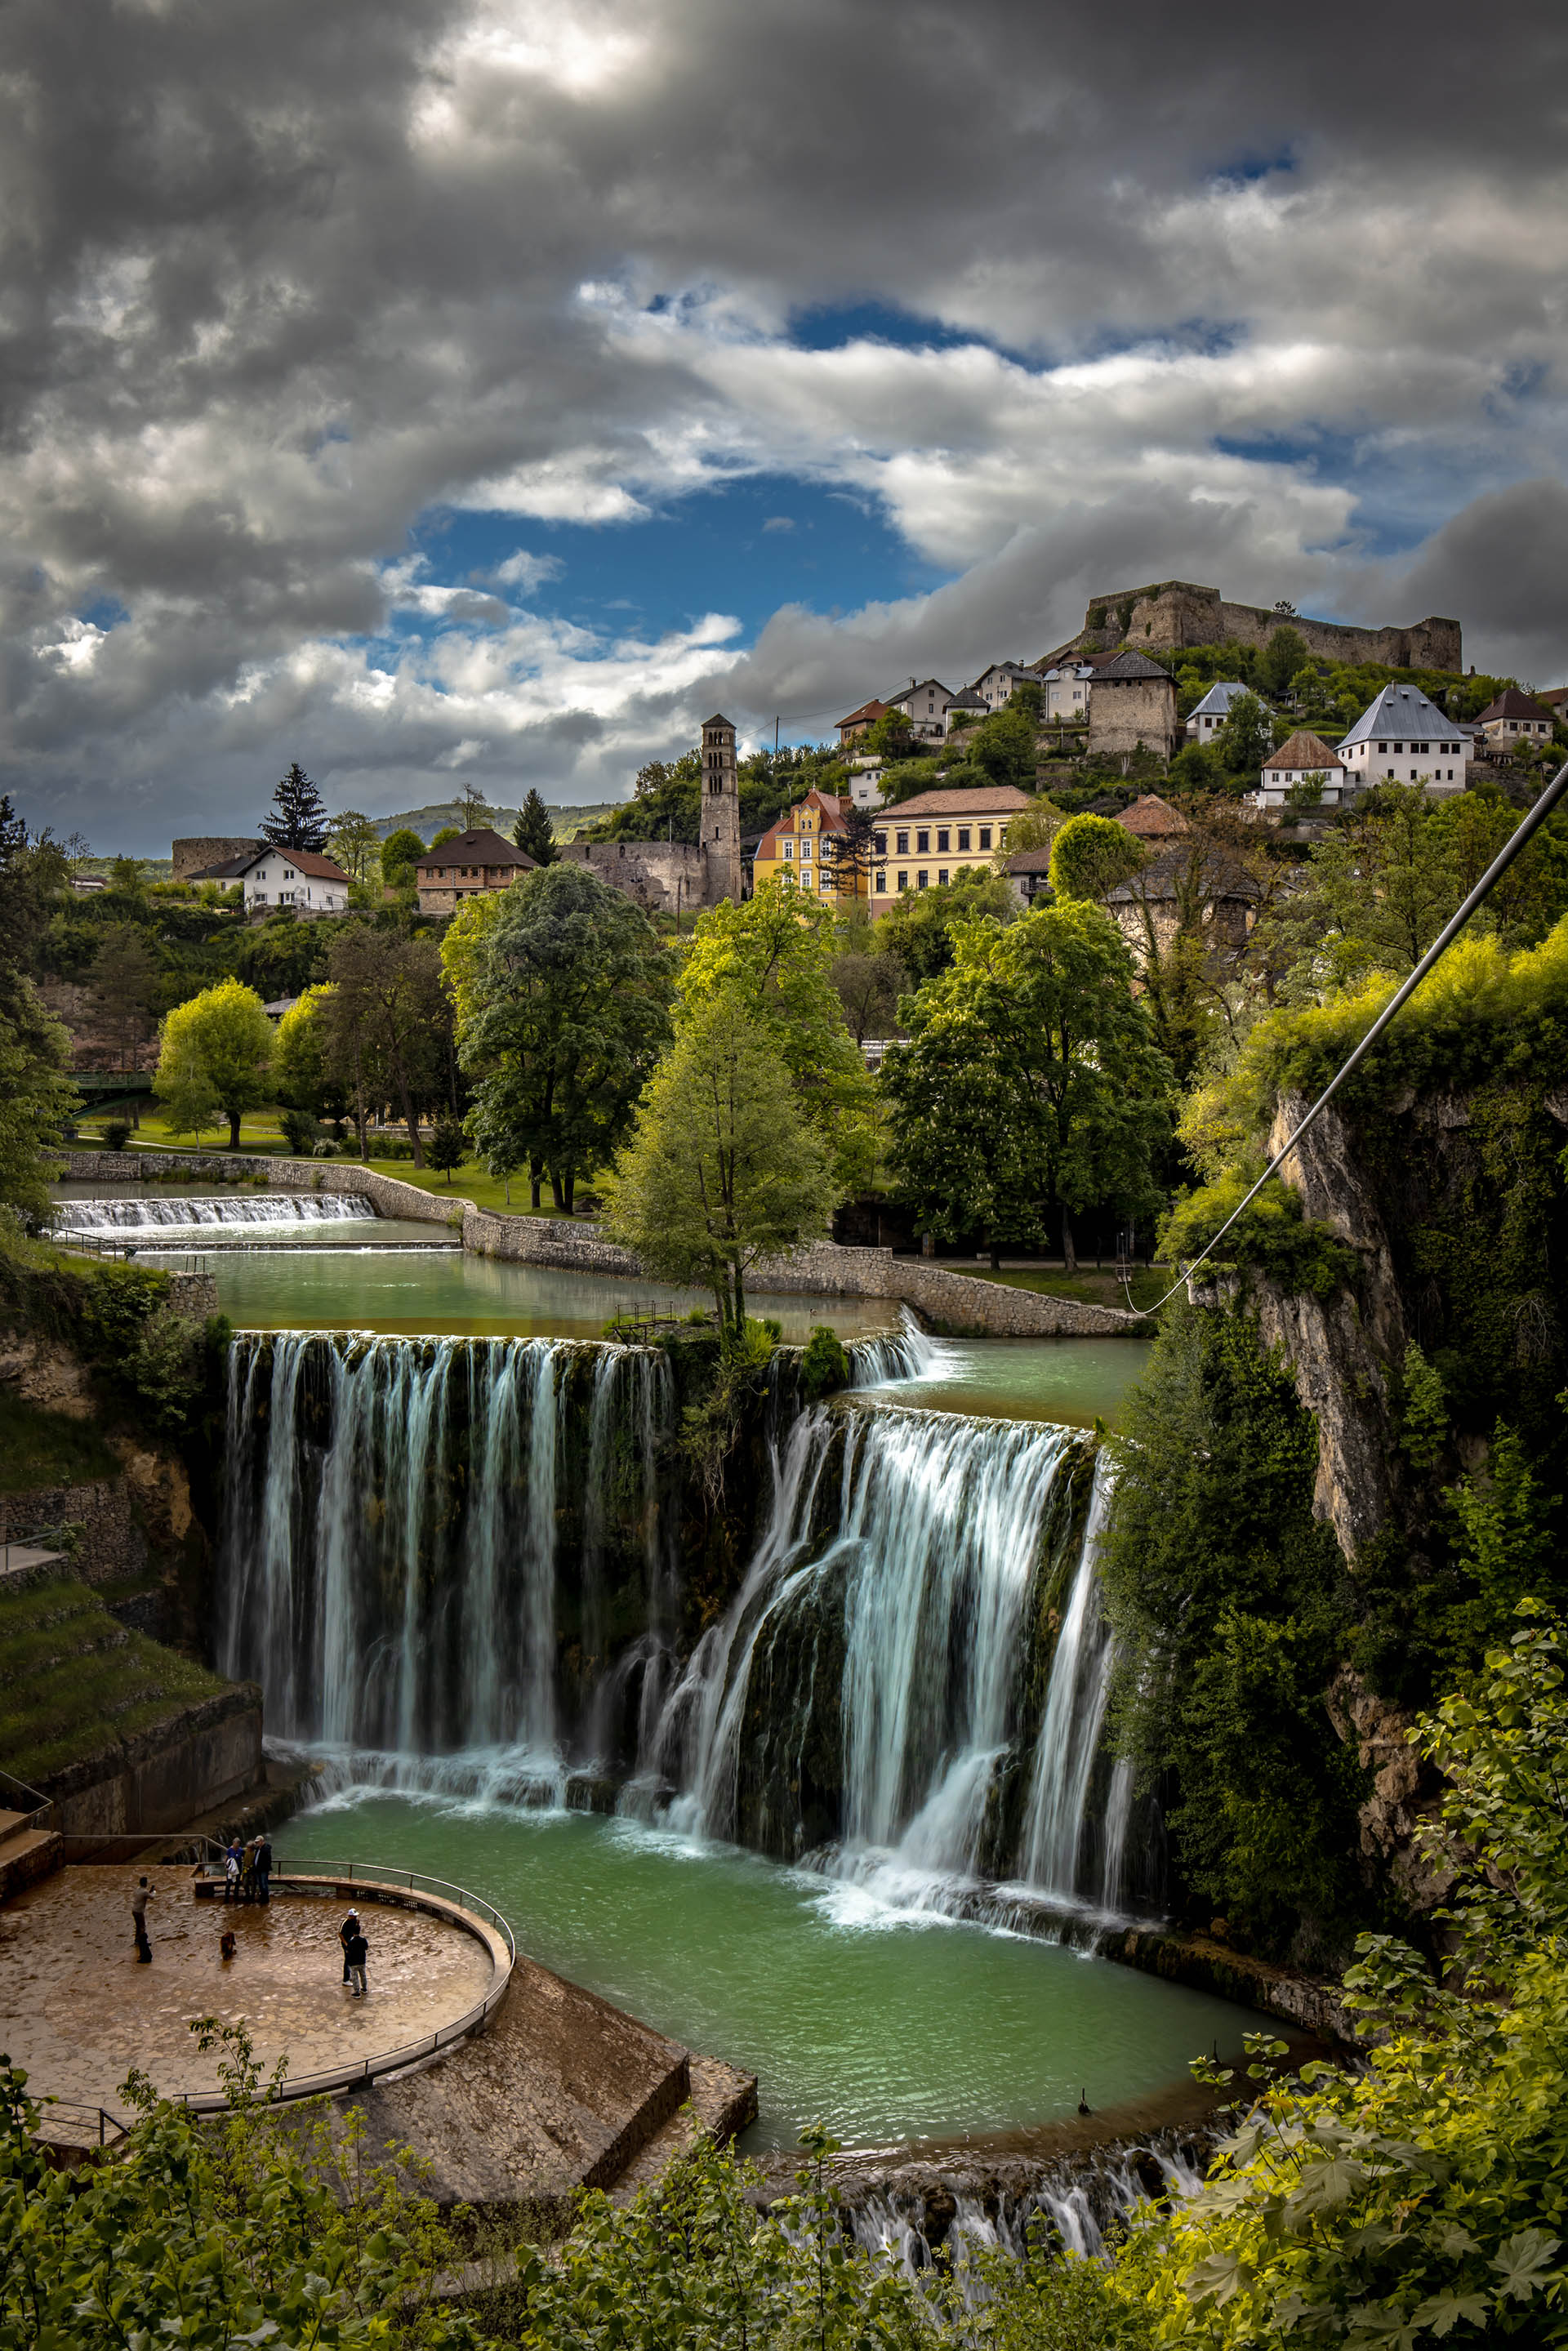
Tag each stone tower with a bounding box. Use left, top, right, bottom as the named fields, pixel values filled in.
left=699, top=712, right=743, bottom=905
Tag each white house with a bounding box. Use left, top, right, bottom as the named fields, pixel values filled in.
left=1185, top=681, right=1250, bottom=741
left=1338, top=684, right=1470, bottom=794
left=1038, top=661, right=1094, bottom=719
left=970, top=661, right=1037, bottom=710
left=884, top=678, right=953, bottom=741
left=1251, top=731, right=1349, bottom=810
left=235, top=845, right=352, bottom=914
left=1472, top=688, right=1557, bottom=752
left=944, top=686, right=987, bottom=734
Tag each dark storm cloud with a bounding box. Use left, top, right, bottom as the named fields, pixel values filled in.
left=0, top=0, right=1564, bottom=839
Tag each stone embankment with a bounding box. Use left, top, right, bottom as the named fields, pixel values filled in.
left=62, top=1152, right=1142, bottom=1339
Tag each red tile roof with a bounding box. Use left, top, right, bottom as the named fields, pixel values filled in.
left=1115, top=794, right=1190, bottom=838
left=416, top=828, right=535, bottom=872
left=876, top=785, right=1033, bottom=820
left=243, top=847, right=351, bottom=882
left=1262, top=731, right=1346, bottom=773
left=1475, top=688, right=1555, bottom=725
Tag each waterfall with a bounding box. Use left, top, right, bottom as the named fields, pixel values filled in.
left=57, top=1191, right=376, bottom=1234
left=219, top=1331, right=671, bottom=1765
left=848, top=1308, right=964, bottom=1389
left=653, top=1400, right=1147, bottom=1909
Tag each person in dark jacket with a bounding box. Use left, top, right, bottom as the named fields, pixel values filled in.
left=338, top=1908, right=360, bottom=1984
left=345, top=1926, right=368, bottom=1997
left=131, top=1877, right=154, bottom=1962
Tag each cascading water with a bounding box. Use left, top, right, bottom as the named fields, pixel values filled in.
left=219, top=1330, right=672, bottom=1771
left=650, top=1401, right=1153, bottom=1916
left=847, top=1308, right=964, bottom=1388
left=57, top=1191, right=376, bottom=1234
left=216, top=1324, right=1159, bottom=1918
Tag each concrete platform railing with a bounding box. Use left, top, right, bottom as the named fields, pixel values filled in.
left=172, top=1863, right=517, bottom=2114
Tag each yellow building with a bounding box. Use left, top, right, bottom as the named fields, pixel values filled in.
left=751, top=789, right=868, bottom=907
left=866, top=785, right=1033, bottom=906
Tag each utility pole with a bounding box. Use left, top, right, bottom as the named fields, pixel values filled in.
left=774, top=715, right=780, bottom=753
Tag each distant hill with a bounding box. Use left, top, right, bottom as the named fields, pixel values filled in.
left=371, top=800, right=617, bottom=845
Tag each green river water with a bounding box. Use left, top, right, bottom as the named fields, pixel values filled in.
left=278, top=1793, right=1247, bottom=2152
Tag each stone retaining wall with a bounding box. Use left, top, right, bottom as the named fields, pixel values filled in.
left=0, top=1480, right=141, bottom=1584
left=62, top=1151, right=1142, bottom=1338
left=44, top=1685, right=265, bottom=1849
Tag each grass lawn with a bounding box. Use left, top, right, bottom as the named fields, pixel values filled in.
left=958, top=1264, right=1173, bottom=1313
left=0, top=1575, right=228, bottom=1789
left=75, top=1106, right=296, bottom=1154
left=0, top=1391, right=122, bottom=1496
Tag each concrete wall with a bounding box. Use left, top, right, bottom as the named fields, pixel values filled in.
left=43, top=1685, right=265, bottom=1845
left=62, top=1152, right=1143, bottom=1338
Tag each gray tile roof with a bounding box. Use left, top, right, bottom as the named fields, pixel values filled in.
left=1187, top=681, right=1250, bottom=717
left=1093, top=649, right=1174, bottom=682
left=1339, top=683, right=1453, bottom=748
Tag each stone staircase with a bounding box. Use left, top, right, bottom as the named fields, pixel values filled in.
left=0, top=1806, right=64, bottom=1904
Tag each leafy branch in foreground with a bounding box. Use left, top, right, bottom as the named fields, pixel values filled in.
left=1120, top=1606, right=1568, bottom=2345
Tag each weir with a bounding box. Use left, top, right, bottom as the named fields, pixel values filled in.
left=56, top=1191, right=377, bottom=1234
left=217, top=1329, right=1162, bottom=1920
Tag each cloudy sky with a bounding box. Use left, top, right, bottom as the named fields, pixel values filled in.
left=3, top=0, right=1566, bottom=850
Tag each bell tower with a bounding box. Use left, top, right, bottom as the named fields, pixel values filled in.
left=699, top=712, right=743, bottom=905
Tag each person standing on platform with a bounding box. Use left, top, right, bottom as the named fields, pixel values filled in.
left=339, top=1907, right=360, bottom=1984
left=131, top=1877, right=154, bottom=1962
left=345, top=1922, right=368, bottom=1998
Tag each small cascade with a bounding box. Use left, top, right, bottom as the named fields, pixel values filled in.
left=218, top=1331, right=672, bottom=1765
left=57, top=1191, right=376, bottom=1235
left=847, top=1309, right=964, bottom=1389
left=650, top=1400, right=1152, bottom=1910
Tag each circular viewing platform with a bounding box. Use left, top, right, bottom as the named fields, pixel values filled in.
left=0, top=1861, right=511, bottom=2132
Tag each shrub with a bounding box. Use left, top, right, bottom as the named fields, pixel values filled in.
left=100, top=1120, right=132, bottom=1151
left=277, top=1106, right=321, bottom=1156
left=801, top=1324, right=850, bottom=1400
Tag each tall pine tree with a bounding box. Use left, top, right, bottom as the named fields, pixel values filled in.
left=261, top=763, right=331, bottom=852
left=512, top=788, right=556, bottom=865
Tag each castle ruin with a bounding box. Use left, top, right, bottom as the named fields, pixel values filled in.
left=1043, top=582, right=1462, bottom=674
left=559, top=713, right=746, bottom=917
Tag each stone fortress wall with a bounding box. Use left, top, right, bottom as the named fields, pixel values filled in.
left=171, top=836, right=261, bottom=881
left=1054, top=581, right=1462, bottom=673
left=556, top=838, right=713, bottom=917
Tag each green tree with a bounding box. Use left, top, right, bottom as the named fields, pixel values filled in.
left=512, top=786, right=557, bottom=865
left=259, top=761, right=330, bottom=851
left=457, top=780, right=492, bottom=831
left=326, top=810, right=382, bottom=887
left=680, top=891, right=875, bottom=1191
left=1215, top=687, right=1274, bottom=774
left=1047, top=812, right=1147, bottom=904
left=1258, top=623, right=1309, bottom=701
left=425, top=1111, right=468, bottom=1185
left=875, top=866, right=1018, bottom=983
left=271, top=982, right=342, bottom=1121
left=884, top=899, right=1172, bottom=1268
left=828, top=912, right=906, bottom=1043
left=604, top=991, right=840, bottom=1336
left=1168, top=739, right=1225, bottom=792
left=85, top=924, right=161, bottom=1089
left=233, top=910, right=332, bottom=999
left=864, top=706, right=916, bottom=764
left=324, top=925, right=450, bottom=1165
left=381, top=826, right=426, bottom=893
left=154, top=979, right=274, bottom=1148
left=450, top=862, right=672, bottom=1210
left=967, top=696, right=1040, bottom=790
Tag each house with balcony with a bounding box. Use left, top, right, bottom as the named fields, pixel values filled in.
left=234, top=845, right=351, bottom=915
left=1337, top=686, right=1470, bottom=794
left=866, top=785, right=1032, bottom=907
left=414, top=828, right=536, bottom=915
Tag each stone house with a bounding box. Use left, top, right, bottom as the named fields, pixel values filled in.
left=1105, top=841, right=1260, bottom=964
left=1004, top=845, right=1054, bottom=908
left=867, top=785, right=1032, bottom=907
left=1337, top=686, right=1470, bottom=795
left=1472, top=688, right=1557, bottom=753
left=1086, top=650, right=1178, bottom=761
left=752, top=789, right=866, bottom=909
left=1252, top=731, right=1349, bottom=810
left=1184, top=681, right=1250, bottom=741
left=414, top=828, right=535, bottom=915
left=234, top=845, right=352, bottom=915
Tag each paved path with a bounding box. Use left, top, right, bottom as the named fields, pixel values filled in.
left=0, top=1866, right=493, bottom=2113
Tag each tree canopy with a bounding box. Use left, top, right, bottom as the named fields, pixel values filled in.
left=884, top=900, right=1172, bottom=1267
left=679, top=891, right=875, bottom=1191
left=324, top=924, right=450, bottom=1164
left=259, top=763, right=330, bottom=852
left=154, top=978, right=274, bottom=1147
left=1047, top=811, right=1147, bottom=904
left=604, top=991, right=840, bottom=1335
left=448, top=862, right=672, bottom=1210
left=512, top=787, right=557, bottom=865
